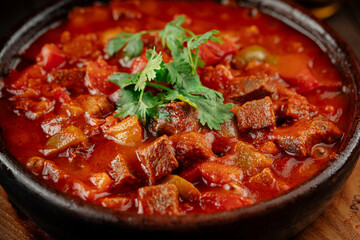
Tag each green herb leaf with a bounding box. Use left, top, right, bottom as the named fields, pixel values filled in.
left=186, top=30, right=222, bottom=50
left=106, top=32, right=145, bottom=58
left=108, top=72, right=139, bottom=88
left=108, top=16, right=234, bottom=130
left=135, top=48, right=163, bottom=91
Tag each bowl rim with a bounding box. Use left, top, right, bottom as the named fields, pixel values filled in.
left=1, top=0, right=360, bottom=233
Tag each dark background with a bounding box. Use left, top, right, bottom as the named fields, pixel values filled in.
left=0, top=0, right=360, bottom=58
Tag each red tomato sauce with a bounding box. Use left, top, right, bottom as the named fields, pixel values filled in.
left=0, top=0, right=351, bottom=215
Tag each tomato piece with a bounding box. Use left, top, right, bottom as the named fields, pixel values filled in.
left=68, top=5, right=111, bottom=32
left=69, top=180, right=96, bottom=201
left=8, top=65, right=45, bottom=91
left=37, top=44, right=66, bottom=72
left=179, top=164, right=202, bottom=183
left=200, top=191, right=252, bottom=212
left=199, top=162, right=244, bottom=185
left=199, top=38, right=237, bottom=66
left=89, top=172, right=113, bottom=192
left=129, top=49, right=148, bottom=73
left=275, top=54, right=319, bottom=93
left=200, top=64, right=233, bottom=91
left=85, top=58, right=119, bottom=95
left=51, top=87, right=71, bottom=104
left=100, top=196, right=133, bottom=211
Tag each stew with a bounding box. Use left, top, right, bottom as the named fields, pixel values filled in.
left=0, top=0, right=351, bottom=215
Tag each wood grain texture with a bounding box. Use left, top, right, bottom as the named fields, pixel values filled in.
left=0, top=159, right=359, bottom=240
left=293, top=158, right=360, bottom=240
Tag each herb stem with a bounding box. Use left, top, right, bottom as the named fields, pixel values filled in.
left=146, top=82, right=173, bottom=92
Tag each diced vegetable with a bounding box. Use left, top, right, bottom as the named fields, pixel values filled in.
left=85, top=58, right=119, bottom=95
left=200, top=191, right=253, bottom=213
left=199, top=162, right=243, bottom=185
left=160, top=174, right=201, bottom=202
left=221, top=141, right=273, bottom=177
left=248, top=168, right=289, bottom=193
left=74, top=94, right=114, bottom=118
left=68, top=180, right=96, bottom=201
left=26, top=156, right=46, bottom=175
left=43, top=125, right=87, bottom=156
left=89, top=172, right=113, bottom=192
left=199, top=38, right=237, bottom=65
left=232, top=45, right=277, bottom=69
left=105, top=115, right=143, bottom=145
left=201, top=64, right=233, bottom=91
left=37, top=44, right=66, bottom=72
left=275, top=54, right=319, bottom=92
left=101, top=196, right=133, bottom=211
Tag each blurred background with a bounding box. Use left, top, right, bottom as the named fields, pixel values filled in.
left=0, top=0, right=360, bottom=58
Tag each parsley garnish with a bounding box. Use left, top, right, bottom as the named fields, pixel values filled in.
left=107, top=15, right=234, bottom=130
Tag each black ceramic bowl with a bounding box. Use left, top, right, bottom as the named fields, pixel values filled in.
left=1, top=0, right=360, bottom=239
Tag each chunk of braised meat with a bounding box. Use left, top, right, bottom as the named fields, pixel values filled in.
left=200, top=119, right=239, bottom=156
left=169, top=132, right=215, bottom=168
left=218, top=141, right=273, bottom=177
left=48, top=67, right=86, bottom=96
left=232, top=96, right=276, bottom=131
left=137, top=184, right=180, bottom=215
left=270, top=115, right=343, bottom=156
left=73, top=94, right=114, bottom=118
left=136, top=135, right=178, bottom=184
left=149, top=101, right=200, bottom=136
left=108, top=154, right=140, bottom=190
left=272, top=83, right=313, bottom=121
left=225, top=74, right=276, bottom=104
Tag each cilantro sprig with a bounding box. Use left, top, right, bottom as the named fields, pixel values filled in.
left=107, top=15, right=234, bottom=130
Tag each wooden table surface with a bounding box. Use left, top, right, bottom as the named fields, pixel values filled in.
left=1, top=0, right=360, bottom=239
